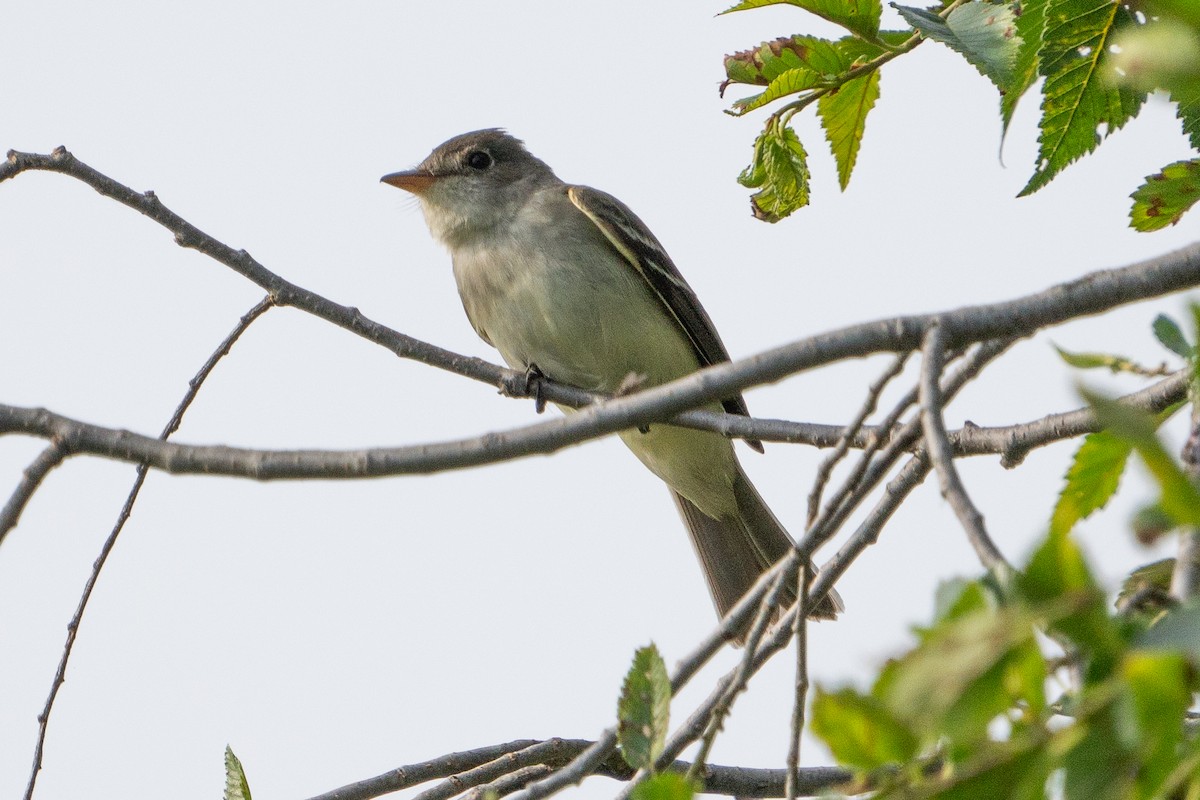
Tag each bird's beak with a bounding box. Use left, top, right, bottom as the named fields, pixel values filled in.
left=381, top=169, right=437, bottom=195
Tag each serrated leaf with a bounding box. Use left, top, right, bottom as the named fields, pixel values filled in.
left=1130, top=158, right=1200, bottom=232
left=723, top=35, right=849, bottom=90
left=895, top=2, right=1021, bottom=88
left=1152, top=314, right=1191, bottom=358
left=1049, top=430, right=1133, bottom=537
left=812, top=687, right=920, bottom=768
left=1171, top=81, right=1200, bottom=149
left=731, top=68, right=824, bottom=115
left=224, top=746, right=253, bottom=800
left=739, top=119, right=811, bottom=222
left=618, top=644, right=671, bottom=772
left=1003, top=0, right=1049, bottom=137
left=1019, top=0, right=1146, bottom=196
left=722, top=0, right=884, bottom=41
left=1083, top=389, right=1200, bottom=528
left=630, top=772, right=699, bottom=800
left=818, top=69, right=881, bottom=188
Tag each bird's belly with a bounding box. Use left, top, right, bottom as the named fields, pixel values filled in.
left=454, top=242, right=740, bottom=516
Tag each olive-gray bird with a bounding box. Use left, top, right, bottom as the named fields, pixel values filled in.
left=382, top=129, right=841, bottom=626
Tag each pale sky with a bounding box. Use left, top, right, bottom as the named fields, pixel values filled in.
left=2, top=2, right=1198, bottom=799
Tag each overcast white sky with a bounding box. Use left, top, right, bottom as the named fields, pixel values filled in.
left=2, top=2, right=1198, bottom=799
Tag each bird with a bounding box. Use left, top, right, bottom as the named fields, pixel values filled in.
left=382, top=129, right=841, bottom=629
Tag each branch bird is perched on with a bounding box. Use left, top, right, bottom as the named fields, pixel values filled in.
left=382, top=129, right=841, bottom=629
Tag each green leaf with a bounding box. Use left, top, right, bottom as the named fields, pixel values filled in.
left=1082, top=389, right=1200, bottom=528
left=618, top=644, right=672, bottom=772
left=811, top=687, right=920, bottom=768
left=1053, top=345, right=1153, bottom=374
left=818, top=69, right=881, bottom=188
left=879, top=606, right=1044, bottom=744
left=894, top=2, right=1021, bottom=88
left=1152, top=313, right=1192, bottom=358
left=1062, top=703, right=1135, bottom=800
left=224, top=746, right=253, bottom=800
left=723, top=36, right=849, bottom=89
left=1130, top=158, right=1200, bottom=232
left=739, top=119, right=811, bottom=222
left=904, top=738, right=1050, bottom=800
left=1172, top=82, right=1200, bottom=150
left=722, top=0, right=884, bottom=41
left=933, top=578, right=990, bottom=623
left=1019, top=529, right=1117, bottom=656
left=731, top=68, right=824, bottom=115
left=1002, top=0, right=1049, bottom=137
left=1019, top=0, right=1146, bottom=196
left=1049, top=429, right=1132, bottom=537
left=629, top=772, right=699, bottom=800
left=1120, top=651, right=1192, bottom=795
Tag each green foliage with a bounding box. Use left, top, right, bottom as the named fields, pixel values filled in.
left=894, top=3, right=1020, bottom=88
left=1019, top=0, right=1145, bottom=196
left=722, top=0, right=884, bottom=42
left=617, top=644, right=672, bottom=772
left=811, top=688, right=920, bottom=769
left=722, top=0, right=1200, bottom=224
left=224, top=746, right=253, bottom=800
left=629, top=771, right=699, bottom=800
left=738, top=118, right=811, bottom=221
left=819, top=69, right=881, bottom=188
left=810, top=533, right=1200, bottom=798
left=1153, top=313, right=1193, bottom=359
left=1082, top=389, right=1200, bottom=529
left=1130, top=159, right=1200, bottom=232
left=1050, top=429, right=1133, bottom=537
left=1002, top=0, right=1048, bottom=136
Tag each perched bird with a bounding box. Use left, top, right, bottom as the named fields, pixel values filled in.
left=382, top=129, right=841, bottom=626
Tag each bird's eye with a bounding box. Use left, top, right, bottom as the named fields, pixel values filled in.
left=465, top=150, right=493, bottom=170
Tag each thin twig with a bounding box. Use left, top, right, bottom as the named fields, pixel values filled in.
left=918, top=324, right=1011, bottom=575
left=307, top=737, right=856, bottom=800
left=411, top=740, right=585, bottom=800
left=685, top=563, right=797, bottom=784
left=627, top=456, right=932, bottom=798
left=785, top=563, right=810, bottom=800
left=0, top=441, right=68, bottom=545
left=807, top=353, right=909, bottom=526
left=463, top=765, right=555, bottom=800
left=22, top=297, right=273, bottom=800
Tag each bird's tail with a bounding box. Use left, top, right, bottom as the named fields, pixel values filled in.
left=671, top=466, right=842, bottom=629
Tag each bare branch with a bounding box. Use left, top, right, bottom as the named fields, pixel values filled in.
left=685, top=564, right=796, bottom=784
left=306, top=737, right=855, bottom=800
left=919, top=323, right=1011, bottom=575
left=785, top=563, right=811, bottom=800
left=22, top=298, right=273, bottom=800
left=807, top=353, right=909, bottom=525
left=0, top=442, right=67, bottom=545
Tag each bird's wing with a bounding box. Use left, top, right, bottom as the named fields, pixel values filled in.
left=567, top=185, right=760, bottom=446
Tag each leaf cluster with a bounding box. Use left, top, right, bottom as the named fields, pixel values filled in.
left=811, top=540, right=1200, bottom=799
left=722, top=0, right=1200, bottom=228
